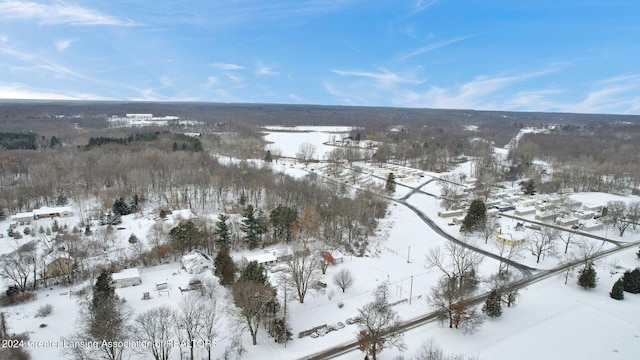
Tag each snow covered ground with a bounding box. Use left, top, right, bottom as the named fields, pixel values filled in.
left=2, top=127, right=640, bottom=360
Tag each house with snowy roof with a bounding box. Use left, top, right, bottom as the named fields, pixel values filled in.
left=181, top=250, right=213, bottom=274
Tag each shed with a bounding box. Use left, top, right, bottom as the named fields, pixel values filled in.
left=438, top=209, right=464, bottom=218
left=111, top=268, right=141, bottom=288
left=323, top=250, right=344, bottom=265
left=181, top=250, right=213, bottom=274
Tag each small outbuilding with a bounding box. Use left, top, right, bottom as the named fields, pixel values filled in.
left=323, top=250, right=344, bottom=265
left=111, top=268, right=142, bottom=288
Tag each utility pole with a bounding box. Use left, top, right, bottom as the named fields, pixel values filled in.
left=284, top=284, right=287, bottom=348
left=407, top=246, right=411, bottom=263
left=409, top=276, right=414, bottom=305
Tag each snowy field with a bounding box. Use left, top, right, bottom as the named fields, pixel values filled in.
left=263, top=126, right=352, bottom=159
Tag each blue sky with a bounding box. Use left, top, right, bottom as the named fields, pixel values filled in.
left=1, top=0, right=639, bottom=114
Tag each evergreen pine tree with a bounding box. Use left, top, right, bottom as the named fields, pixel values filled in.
left=610, top=277, right=625, bottom=300
left=215, top=214, right=230, bottom=245
left=460, top=199, right=487, bottom=234
left=239, top=261, right=268, bottom=284
left=577, top=263, right=597, bottom=289
left=92, top=271, right=116, bottom=310
left=214, top=245, right=237, bottom=286
left=264, top=150, right=273, bottom=163
left=622, top=268, right=640, bottom=293
left=482, top=288, right=502, bottom=318
left=521, top=179, right=536, bottom=195
left=241, top=205, right=265, bottom=250
left=385, top=173, right=396, bottom=194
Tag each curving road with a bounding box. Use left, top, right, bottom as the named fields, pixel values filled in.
left=397, top=197, right=536, bottom=277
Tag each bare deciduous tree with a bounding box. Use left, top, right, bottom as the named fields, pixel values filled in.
left=296, top=142, right=317, bottom=166
left=527, top=227, right=559, bottom=263
left=413, top=339, right=481, bottom=360
left=333, top=268, right=354, bottom=293
left=177, top=293, right=207, bottom=360
left=286, top=244, right=320, bottom=303
left=627, top=200, right=640, bottom=230
left=0, top=241, right=37, bottom=292
left=428, top=276, right=483, bottom=334
left=426, top=241, right=483, bottom=289
left=605, top=200, right=630, bottom=236
left=480, top=216, right=499, bottom=244
left=134, top=305, right=177, bottom=360
left=356, top=283, right=405, bottom=360
left=438, top=174, right=464, bottom=210
left=495, top=238, right=523, bottom=277
left=231, top=280, right=275, bottom=345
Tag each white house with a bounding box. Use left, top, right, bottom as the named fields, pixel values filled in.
left=111, top=268, right=141, bottom=288
left=33, top=206, right=73, bottom=219
left=244, top=252, right=277, bottom=267
left=10, top=206, right=74, bottom=223
left=181, top=250, right=213, bottom=274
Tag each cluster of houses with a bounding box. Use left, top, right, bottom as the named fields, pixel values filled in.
left=438, top=186, right=606, bottom=246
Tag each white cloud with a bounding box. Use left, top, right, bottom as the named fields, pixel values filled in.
left=255, top=60, right=279, bottom=76
left=208, top=0, right=353, bottom=26
left=289, top=93, right=308, bottom=103
left=0, top=1, right=135, bottom=26
left=413, top=0, right=439, bottom=13
left=210, top=62, right=245, bottom=70
left=397, top=35, right=473, bottom=60
left=158, top=76, right=174, bottom=88
left=0, top=81, right=101, bottom=100
left=225, top=73, right=242, bottom=81
left=0, top=34, right=7, bottom=43
left=55, top=39, right=74, bottom=51
left=397, top=68, right=559, bottom=109
left=332, top=68, right=423, bottom=86
left=204, top=76, right=218, bottom=87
